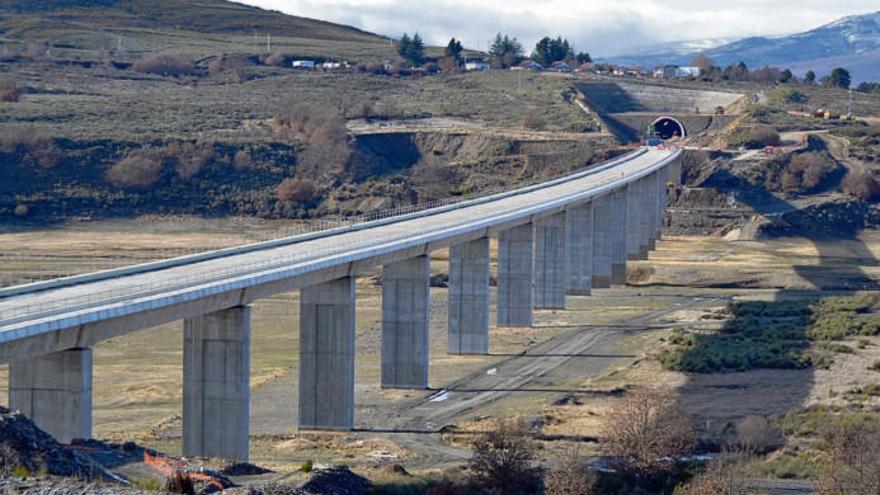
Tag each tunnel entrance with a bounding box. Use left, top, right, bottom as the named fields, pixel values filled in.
left=652, top=116, right=686, bottom=140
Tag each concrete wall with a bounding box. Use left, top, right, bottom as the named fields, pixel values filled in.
left=183, top=306, right=250, bottom=460
left=382, top=256, right=430, bottom=388
left=299, top=277, right=355, bottom=430
left=9, top=348, right=92, bottom=443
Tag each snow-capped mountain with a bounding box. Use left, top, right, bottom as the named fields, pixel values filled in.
left=607, top=11, right=880, bottom=83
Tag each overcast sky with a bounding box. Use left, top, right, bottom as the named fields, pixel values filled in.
left=237, top=1, right=879, bottom=55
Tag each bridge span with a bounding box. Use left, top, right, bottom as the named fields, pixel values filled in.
left=0, top=147, right=681, bottom=460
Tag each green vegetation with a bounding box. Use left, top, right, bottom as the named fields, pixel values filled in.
left=660, top=295, right=880, bottom=373
left=299, top=460, right=314, bottom=473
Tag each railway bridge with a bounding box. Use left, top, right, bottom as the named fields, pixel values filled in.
left=0, top=147, right=682, bottom=460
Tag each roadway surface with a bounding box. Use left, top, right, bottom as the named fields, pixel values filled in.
left=0, top=148, right=678, bottom=356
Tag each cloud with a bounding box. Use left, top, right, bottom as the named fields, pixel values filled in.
left=237, top=0, right=879, bottom=55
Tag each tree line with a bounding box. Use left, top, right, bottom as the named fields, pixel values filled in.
left=690, top=54, right=854, bottom=89
left=396, top=31, right=589, bottom=70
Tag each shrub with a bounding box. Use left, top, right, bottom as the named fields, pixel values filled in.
left=780, top=153, right=837, bottom=193
left=133, top=53, right=196, bottom=77
left=13, top=204, right=28, bottom=217
left=262, top=52, right=287, bottom=66
left=870, top=361, right=880, bottom=372
left=233, top=149, right=254, bottom=170
left=165, top=472, right=195, bottom=495
left=468, top=419, right=540, bottom=495
left=543, top=448, right=596, bottom=495
left=164, top=141, right=214, bottom=179
left=605, top=389, right=697, bottom=476
left=520, top=113, right=547, bottom=131
left=276, top=178, right=318, bottom=203
left=747, top=125, right=781, bottom=148
left=678, top=456, right=748, bottom=495
left=842, top=170, right=880, bottom=201
left=735, top=416, right=782, bottom=455
left=299, top=460, right=313, bottom=473
left=817, top=421, right=880, bottom=494
left=0, top=80, right=22, bottom=102
left=28, top=145, right=63, bottom=169
left=105, top=151, right=163, bottom=189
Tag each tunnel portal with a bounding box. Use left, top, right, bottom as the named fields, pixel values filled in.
left=652, top=116, right=686, bottom=140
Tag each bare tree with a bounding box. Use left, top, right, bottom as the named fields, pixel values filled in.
left=679, top=455, right=749, bottom=495
left=469, top=419, right=540, bottom=494
left=817, top=422, right=880, bottom=495
left=734, top=416, right=782, bottom=455
left=691, top=54, right=714, bottom=74
left=543, top=447, right=597, bottom=495
left=604, top=389, right=698, bottom=476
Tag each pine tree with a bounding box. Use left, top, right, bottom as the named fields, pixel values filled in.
left=445, top=38, right=463, bottom=61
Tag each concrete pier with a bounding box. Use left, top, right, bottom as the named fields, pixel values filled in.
left=299, top=277, right=355, bottom=430
left=448, top=238, right=490, bottom=354
left=655, top=167, right=667, bottom=240
left=591, top=195, right=613, bottom=288
left=183, top=307, right=250, bottom=460
left=565, top=203, right=593, bottom=295
left=639, top=176, right=655, bottom=256
left=382, top=256, right=430, bottom=389
left=9, top=348, right=92, bottom=443
left=497, top=223, right=534, bottom=327
left=625, top=182, right=642, bottom=261
left=534, top=213, right=566, bottom=309
left=610, top=189, right=628, bottom=286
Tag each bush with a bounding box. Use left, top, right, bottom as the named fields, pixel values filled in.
left=543, top=448, right=596, bottom=495
left=299, top=460, right=313, bottom=473
left=0, top=80, right=22, bottom=102
left=870, top=361, right=880, bottom=372
left=747, top=125, right=781, bottom=148
left=468, top=419, right=540, bottom=495
left=165, top=142, right=214, bottom=179
left=165, top=472, right=195, bottom=495
left=678, top=456, right=748, bottom=495
left=735, top=416, right=782, bottom=455
left=233, top=149, right=254, bottom=170
left=605, top=389, right=697, bottom=477
left=133, top=53, right=196, bottom=77
left=13, top=204, right=29, bottom=217
left=781, top=153, right=837, bottom=193
left=262, top=52, right=287, bottom=66
left=276, top=178, right=318, bottom=203
left=105, top=151, right=163, bottom=189
left=817, top=421, right=880, bottom=494
left=842, top=170, right=880, bottom=201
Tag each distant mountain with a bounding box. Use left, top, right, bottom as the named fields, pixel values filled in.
left=600, top=37, right=738, bottom=68
left=608, top=11, right=880, bottom=83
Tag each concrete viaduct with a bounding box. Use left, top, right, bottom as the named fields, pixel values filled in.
left=0, top=147, right=682, bottom=461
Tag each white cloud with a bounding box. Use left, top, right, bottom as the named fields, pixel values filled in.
left=237, top=1, right=880, bottom=55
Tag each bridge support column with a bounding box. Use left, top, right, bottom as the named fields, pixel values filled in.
left=9, top=348, right=92, bottom=444
left=299, top=277, right=355, bottom=430
left=382, top=256, right=430, bottom=388
left=640, top=176, right=656, bottom=256
left=656, top=167, right=668, bottom=240
left=448, top=238, right=490, bottom=355
left=592, top=195, right=613, bottom=288
left=183, top=306, right=250, bottom=460
left=610, top=189, right=628, bottom=286
left=565, top=202, right=593, bottom=295
left=497, top=223, right=534, bottom=327
left=626, top=182, right=642, bottom=261
left=534, top=213, right=566, bottom=309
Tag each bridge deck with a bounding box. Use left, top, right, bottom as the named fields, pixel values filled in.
left=0, top=148, right=678, bottom=357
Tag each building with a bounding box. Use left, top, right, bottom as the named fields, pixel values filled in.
left=653, top=65, right=702, bottom=78
left=575, top=62, right=595, bottom=73
left=676, top=66, right=702, bottom=78
left=548, top=61, right=573, bottom=73
left=464, top=60, right=491, bottom=71
left=511, top=59, right=544, bottom=72
left=321, top=61, right=343, bottom=69
left=292, top=60, right=315, bottom=69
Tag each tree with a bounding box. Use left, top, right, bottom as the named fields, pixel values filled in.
left=544, top=448, right=596, bottom=495
left=489, top=32, right=524, bottom=68
left=817, top=421, right=880, bottom=494
left=469, top=419, right=540, bottom=495
left=397, top=32, right=425, bottom=66
left=779, top=69, right=794, bottom=84
left=604, top=389, right=697, bottom=477
left=823, top=67, right=851, bottom=89
left=576, top=52, right=592, bottom=65
left=691, top=53, right=714, bottom=74
left=444, top=37, right=463, bottom=61
left=804, top=70, right=816, bottom=85
left=532, top=36, right=573, bottom=66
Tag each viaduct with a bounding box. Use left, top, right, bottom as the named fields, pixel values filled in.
left=0, top=147, right=682, bottom=461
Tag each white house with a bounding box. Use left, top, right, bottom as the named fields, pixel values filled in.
left=292, top=60, right=315, bottom=69
left=322, top=61, right=344, bottom=69
left=511, top=59, right=544, bottom=72
left=676, top=66, right=702, bottom=78
left=464, top=60, right=491, bottom=71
